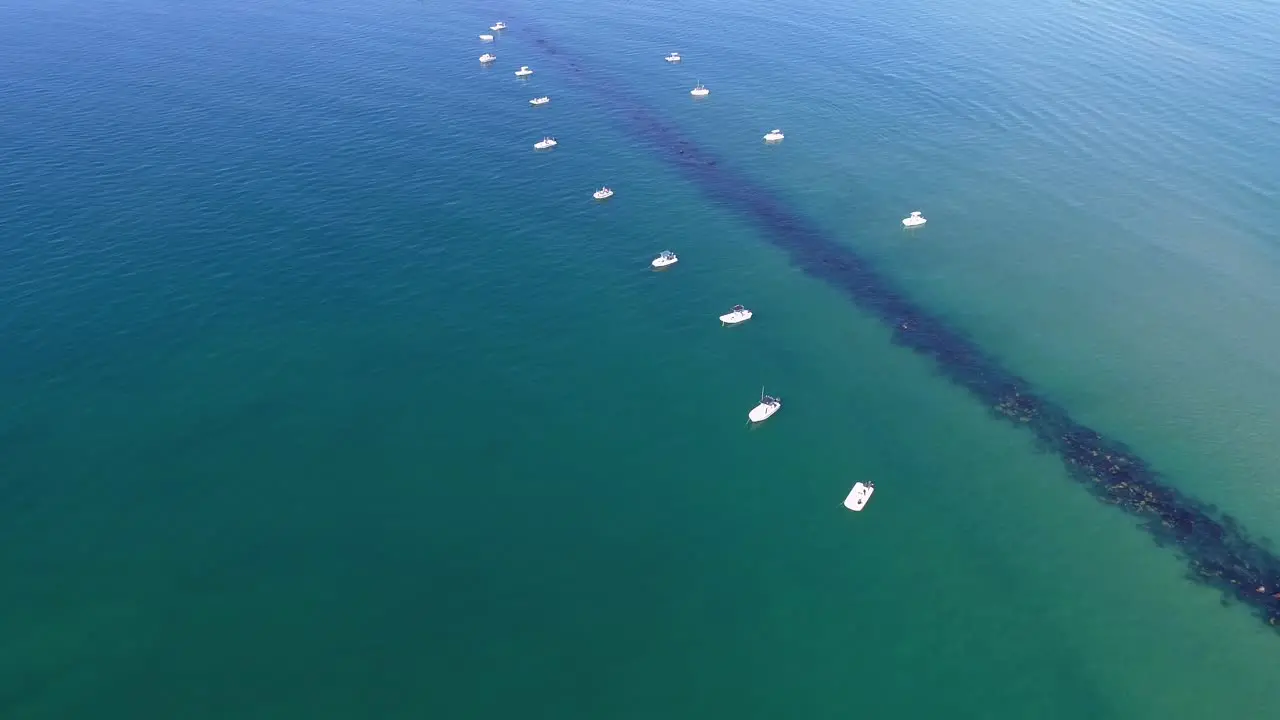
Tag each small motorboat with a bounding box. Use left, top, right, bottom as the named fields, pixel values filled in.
left=763, top=129, right=785, bottom=143
left=514, top=65, right=533, bottom=77
left=593, top=187, right=614, bottom=200
left=843, top=482, right=876, bottom=512
left=748, top=387, right=782, bottom=423
left=902, top=211, right=927, bottom=228
left=530, top=96, right=550, bottom=106
left=490, top=22, right=507, bottom=31
left=665, top=52, right=682, bottom=63
left=479, top=34, right=494, bottom=41
left=690, top=81, right=710, bottom=97
left=651, top=250, right=678, bottom=268
left=479, top=53, right=497, bottom=63
left=533, top=136, right=558, bottom=150
left=719, top=304, right=753, bottom=325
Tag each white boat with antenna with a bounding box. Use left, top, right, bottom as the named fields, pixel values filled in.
left=719, top=304, right=753, bottom=325
left=665, top=52, right=682, bottom=63
left=690, top=81, right=710, bottom=97
left=843, top=481, right=876, bottom=512
left=748, top=387, right=782, bottom=423
left=490, top=21, right=507, bottom=31
left=651, top=250, right=678, bottom=268
left=763, top=129, right=785, bottom=143
left=530, top=96, right=550, bottom=106
left=479, top=34, right=494, bottom=42
left=514, top=65, right=533, bottom=77
left=479, top=53, right=496, bottom=64
left=533, top=136, right=558, bottom=150
left=593, top=187, right=614, bottom=200
left=902, top=211, right=927, bottom=228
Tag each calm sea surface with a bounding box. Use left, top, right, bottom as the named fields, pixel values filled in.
left=2, top=0, right=1279, bottom=717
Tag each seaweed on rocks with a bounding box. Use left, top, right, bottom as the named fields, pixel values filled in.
left=513, top=22, right=1280, bottom=633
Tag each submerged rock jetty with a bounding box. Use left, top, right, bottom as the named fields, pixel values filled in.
left=520, top=25, right=1280, bottom=632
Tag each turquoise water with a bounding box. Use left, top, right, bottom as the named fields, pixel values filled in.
left=3, top=0, right=1280, bottom=716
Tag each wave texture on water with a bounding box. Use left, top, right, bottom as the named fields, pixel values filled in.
left=515, top=19, right=1280, bottom=633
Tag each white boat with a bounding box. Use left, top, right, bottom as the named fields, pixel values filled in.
left=530, top=96, right=550, bottom=106
left=479, top=53, right=497, bottom=63
left=843, top=481, right=876, bottom=512
left=748, top=387, right=782, bottom=423
left=690, top=81, right=710, bottom=97
left=479, top=34, right=494, bottom=41
left=651, top=250, right=678, bottom=268
left=665, top=52, right=682, bottom=63
left=763, top=129, right=785, bottom=143
left=593, top=187, right=614, bottom=200
left=719, top=304, right=753, bottom=325
left=902, top=211, right=927, bottom=228
left=533, top=136, right=558, bottom=150
left=490, top=22, right=507, bottom=31
left=514, top=65, right=533, bottom=77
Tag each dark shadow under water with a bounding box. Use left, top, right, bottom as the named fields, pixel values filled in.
left=513, top=20, right=1280, bottom=632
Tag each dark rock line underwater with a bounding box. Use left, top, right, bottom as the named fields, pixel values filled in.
left=508, top=20, right=1280, bottom=631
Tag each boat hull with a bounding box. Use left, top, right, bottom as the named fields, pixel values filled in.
left=720, top=311, right=752, bottom=324
left=843, top=483, right=875, bottom=511
left=748, top=402, right=780, bottom=423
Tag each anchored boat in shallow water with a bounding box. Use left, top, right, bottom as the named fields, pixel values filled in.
left=651, top=250, right=678, bottom=268
left=843, top=482, right=875, bottom=511
left=748, top=387, right=781, bottom=423
left=719, top=304, right=752, bottom=325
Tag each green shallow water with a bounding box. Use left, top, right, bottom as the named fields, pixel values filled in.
left=2, top=0, right=1279, bottom=717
